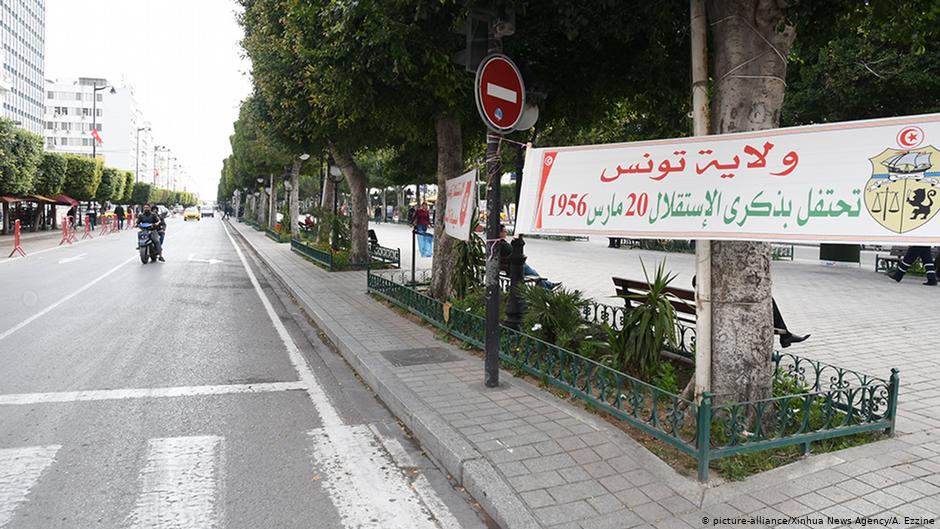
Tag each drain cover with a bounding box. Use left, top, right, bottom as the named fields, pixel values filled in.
left=380, top=347, right=459, bottom=367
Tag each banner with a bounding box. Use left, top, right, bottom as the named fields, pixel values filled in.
left=444, top=169, right=477, bottom=241
left=516, top=113, right=940, bottom=245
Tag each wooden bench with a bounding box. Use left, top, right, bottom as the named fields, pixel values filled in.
left=875, top=246, right=939, bottom=273
left=771, top=244, right=794, bottom=261
left=368, top=228, right=379, bottom=249
left=612, top=276, right=787, bottom=337
left=607, top=238, right=642, bottom=249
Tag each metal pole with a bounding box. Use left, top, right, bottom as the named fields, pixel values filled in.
left=691, top=0, right=712, bottom=402
left=135, top=129, right=140, bottom=184
left=91, top=86, right=97, bottom=159
left=483, top=23, right=503, bottom=388
left=411, top=228, right=416, bottom=285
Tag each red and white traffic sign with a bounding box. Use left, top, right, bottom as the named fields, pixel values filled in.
left=475, top=54, right=525, bottom=133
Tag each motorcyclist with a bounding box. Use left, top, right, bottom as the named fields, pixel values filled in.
left=136, top=204, right=165, bottom=262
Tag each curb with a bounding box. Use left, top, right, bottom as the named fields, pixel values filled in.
left=229, top=221, right=541, bottom=529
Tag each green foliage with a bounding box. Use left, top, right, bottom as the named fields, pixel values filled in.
left=121, top=172, right=135, bottom=203
left=131, top=182, right=152, bottom=205
left=519, top=284, right=589, bottom=351
left=652, top=361, right=679, bottom=394
left=606, top=260, right=679, bottom=378
left=62, top=154, right=102, bottom=201
left=34, top=152, right=68, bottom=195
left=96, top=167, right=120, bottom=205
left=0, top=118, right=43, bottom=195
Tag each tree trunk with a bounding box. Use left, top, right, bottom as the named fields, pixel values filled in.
left=429, top=113, right=463, bottom=300
left=382, top=186, right=387, bottom=222
left=707, top=0, right=795, bottom=405
left=331, top=146, right=369, bottom=264
left=268, top=174, right=277, bottom=228
left=290, top=159, right=301, bottom=240
left=320, top=172, right=335, bottom=211
left=259, top=190, right=267, bottom=226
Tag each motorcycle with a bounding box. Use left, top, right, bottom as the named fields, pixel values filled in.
left=137, top=222, right=160, bottom=264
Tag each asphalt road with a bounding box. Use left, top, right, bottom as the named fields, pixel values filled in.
left=0, top=216, right=490, bottom=529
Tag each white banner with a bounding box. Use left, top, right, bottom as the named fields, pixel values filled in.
left=444, top=169, right=477, bottom=241
left=517, top=113, right=940, bottom=245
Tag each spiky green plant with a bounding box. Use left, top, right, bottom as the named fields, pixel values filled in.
left=520, top=284, right=589, bottom=348
left=450, top=210, right=485, bottom=299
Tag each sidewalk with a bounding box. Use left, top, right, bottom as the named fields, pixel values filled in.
left=229, top=220, right=940, bottom=529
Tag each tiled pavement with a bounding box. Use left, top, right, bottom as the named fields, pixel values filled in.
left=234, top=220, right=940, bottom=529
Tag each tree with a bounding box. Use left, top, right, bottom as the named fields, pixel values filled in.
left=0, top=118, right=43, bottom=196
left=34, top=152, right=68, bottom=196
left=62, top=155, right=102, bottom=202
left=96, top=167, right=120, bottom=206
left=121, top=172, right=135, bottom=203
left=131, top=182, right=152, bottom=205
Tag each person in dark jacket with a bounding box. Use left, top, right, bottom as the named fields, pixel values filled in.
left=114, top=205, right=125, bottom=230
left=136, top=204, right=165, bottom=262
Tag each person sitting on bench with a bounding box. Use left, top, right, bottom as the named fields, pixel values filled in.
left=692, top=276, right=808, bottom=348
left=497, top=225, right=557, bottom=290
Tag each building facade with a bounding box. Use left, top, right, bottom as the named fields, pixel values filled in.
left=43, top=77, right=155, bottom=182
left=0, top=0, right=44, bottom=134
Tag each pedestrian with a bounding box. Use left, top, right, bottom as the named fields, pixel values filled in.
left=88, top=203, right=98, bottom=230
left=114, top=204, right=125, bottom=230
left=889, top=246, right=937, bottom=286
left=497, top=225, right=558, bottom=289
left=407, top=205, right=416, bottom=225
left=66, top=205, right=76, bottom=225
left=413, top=202, right=430, bottom=234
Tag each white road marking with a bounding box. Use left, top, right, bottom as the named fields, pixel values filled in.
left=57, top=253, right=87, bottom=264
left=125, top=436, right=221, bottom=529
left=0, top=445, right=60, bottom=527
left=372, top=429, right=463, bottom=529
left=0, top=254, right=137, bottom=342
left=186, top=254, right=222, bottom=265
left=221, top=222, right=447, bottom=528
left=0, top=229, right=128, bottom=265
left=0, top=381, right=307, bottom=406
left=486, top=82, right=517, bottom=103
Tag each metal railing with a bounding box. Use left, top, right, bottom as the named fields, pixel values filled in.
left=291, top=239, right=333, bottom=270
left=367, top=269, right=899, bottom=481
left=291, top=238, right=401, bottom=272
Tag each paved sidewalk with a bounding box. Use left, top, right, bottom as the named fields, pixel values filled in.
left=230, top=220, right=940, bottom=529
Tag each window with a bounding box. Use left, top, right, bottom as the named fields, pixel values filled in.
left=82, top=108, right=89, bottom=116
left=95, top=124, right=101, bottom=131
left=74, top=92, right=82, bottom=101
left=46, top=90, right=52, bottom=98
left=95, top=94, right=102, bottom=102
left=95, top=109, right=102, bottom=117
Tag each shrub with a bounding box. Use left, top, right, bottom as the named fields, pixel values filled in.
left=520, top=284, right=589, bottom=351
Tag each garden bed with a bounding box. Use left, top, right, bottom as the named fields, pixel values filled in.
left=291, top=238, right=399, bottom=272
left=367, top=269, right=899, bottom=481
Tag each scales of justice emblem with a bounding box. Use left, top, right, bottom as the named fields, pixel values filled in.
left=864, top=126, right=939, bottom=234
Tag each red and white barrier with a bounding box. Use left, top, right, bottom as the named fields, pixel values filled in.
left=7, top=219, right=25, bottom=257
left=81, top=215, right=93, bottom=240
left=99, top=216, right=111, bottom=235
left=59, top=216, right=75, bottom=245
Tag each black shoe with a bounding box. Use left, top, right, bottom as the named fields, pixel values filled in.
left=780, top=333, right=810, bottom=348
left=925, top=279, right=938, bottom=286
left=158, top=255, right=166, bottom=262
left=889, top=270, right=903, bottom=282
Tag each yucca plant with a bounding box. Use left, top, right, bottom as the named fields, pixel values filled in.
left=606, top=259, right=679, bottom=379
left=520, top=284, right=589, bottom=349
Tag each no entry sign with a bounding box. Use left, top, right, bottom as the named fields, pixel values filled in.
left=475, top=54, right=525, bottom=133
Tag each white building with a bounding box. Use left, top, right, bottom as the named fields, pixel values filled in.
left=43, top=77, right=155, bottom=183
left=0, top=0, right=45, bottom=134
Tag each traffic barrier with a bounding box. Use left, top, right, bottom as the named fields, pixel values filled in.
left=99, top=216, right=111, bottom=235
left=59, top=216, right=75, bottom=245
left=81, top=215, right=93, bottom=240
left=127, top=211, right=133, bottom=230
left=7, top=219, right=25, bottom=257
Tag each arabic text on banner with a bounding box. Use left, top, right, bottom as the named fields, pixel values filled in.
left=443, top=169, right=477, bottom=241
left=515, top=113, right=940, bottom=245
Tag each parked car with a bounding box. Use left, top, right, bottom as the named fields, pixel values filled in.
left=184, top=207, right=200, bottom=221
left=200, top=205, right=215, bottom=218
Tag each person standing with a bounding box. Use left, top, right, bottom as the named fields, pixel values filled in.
left=413, top=202, right=430, bottom=234
left=114, top=204, right=125, bottom=230
left=890, top=246, right=937, bottom=286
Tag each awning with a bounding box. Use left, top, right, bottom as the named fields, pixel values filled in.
left=26, top=194, right=56, bottom=204
left=48, top=194, right=78, bottom=207
left=0, top=195, right=18, bottom=204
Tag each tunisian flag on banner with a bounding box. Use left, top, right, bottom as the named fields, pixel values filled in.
left=91, top=128, right=103, bottom=144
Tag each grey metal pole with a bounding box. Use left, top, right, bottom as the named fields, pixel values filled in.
left=483, top=23, right=503, bottom=388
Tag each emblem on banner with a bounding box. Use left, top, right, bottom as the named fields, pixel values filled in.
left=864, top=129, right=939, bottom=234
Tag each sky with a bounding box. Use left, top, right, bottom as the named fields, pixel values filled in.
left=45, top=0, right=252, bottom=199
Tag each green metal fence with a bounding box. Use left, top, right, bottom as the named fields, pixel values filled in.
left=367, top=269, right=899, bottom=481
left=291, top=239, right=333, bottom=269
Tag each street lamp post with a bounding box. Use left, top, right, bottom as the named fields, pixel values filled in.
left=327, top=156, right=343, bottom=249
left=153, top=145, right=167, bottom=186
left=135, top=127, right=150, bottom=184
left=91, top=83, right=115, bottom=159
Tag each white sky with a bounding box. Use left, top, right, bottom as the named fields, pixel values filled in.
left=45, top=0, right=252, bottom=199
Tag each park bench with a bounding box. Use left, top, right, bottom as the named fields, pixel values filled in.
left=771, top=244, right=794, bottom=260
left=607, top=237, right=642, bottom=249
left=874, top=246, right=939, bottom=273
left=611, top=277, right=788, bottom=352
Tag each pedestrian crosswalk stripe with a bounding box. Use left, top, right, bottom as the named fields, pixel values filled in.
left=372, top=430, right=462, bottom=529
left=310, top=425, right=443, bottom=529
left=125, top=436, right=221, bottom=529
left=0, top=381, right=307, bottom=406
left=0, top=445, right=60, bottom=528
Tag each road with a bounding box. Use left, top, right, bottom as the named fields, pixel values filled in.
left=0, top=216, right=490, bottom=529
